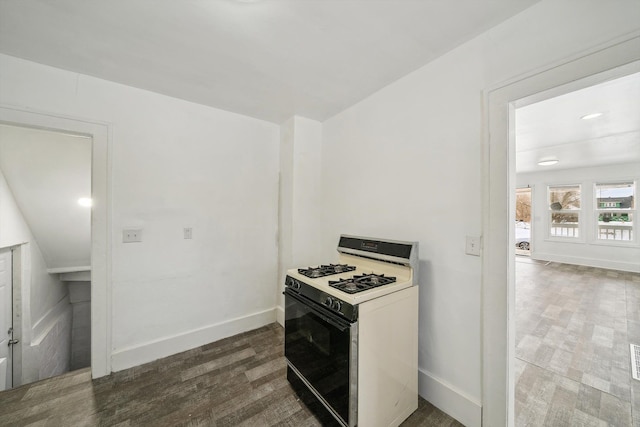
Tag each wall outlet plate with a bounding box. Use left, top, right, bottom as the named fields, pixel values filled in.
left=123, top=229, right=142, bottom=243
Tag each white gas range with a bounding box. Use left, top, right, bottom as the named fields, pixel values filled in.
left=284, top=235, right=419, bottom=427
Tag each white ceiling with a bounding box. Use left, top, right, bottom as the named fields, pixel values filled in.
left=0, top=0, right=539, bottom=124
left=516, top=72, right=640, bottom=173
left=0, top=124, right=91, bottom=270
left=0, top=1, right=634, bottom=178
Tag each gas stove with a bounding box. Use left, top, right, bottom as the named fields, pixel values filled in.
left=284, top=234, right=419, bottom=427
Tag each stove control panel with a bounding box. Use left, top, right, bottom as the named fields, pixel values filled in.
left=286, top=276, right=301, bottom=290
left=285, top=275, right=357, bottom=322
left=324, top=296, right=342, bottom=311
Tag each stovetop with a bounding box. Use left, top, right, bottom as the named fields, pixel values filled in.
left=286, top=254, right=413, bottom=305
left=286, top=235, right=418, bottom=306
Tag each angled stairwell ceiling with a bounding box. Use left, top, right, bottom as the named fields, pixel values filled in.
left=0, top=124, right=91, bottom=271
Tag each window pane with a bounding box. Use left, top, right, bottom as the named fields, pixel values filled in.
left=549, top=185, right=581, bottom=210
left=550, top=213, right=579, bottom=237
left=595, top=182, right=634, bottom=210
left=597, top=212, right=633, bottom=241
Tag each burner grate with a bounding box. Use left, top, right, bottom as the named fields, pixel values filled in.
left=329, top=274, right=396, bottom=294
left=298, top=264, right=356, bottom=278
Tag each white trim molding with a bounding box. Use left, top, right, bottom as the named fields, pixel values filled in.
left=111, top=307, right=277, bottom=372
left=532, top=253, right=640, bottom=273
left=419, top=368, right=481, bottom=427
left=276, top=304, right=284, bottom=326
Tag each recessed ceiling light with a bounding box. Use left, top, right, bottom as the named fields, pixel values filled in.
left=78, top=197, right=92, bottom=207
left=580, top=112, right=603, bottom=120
left=537, top=159, right=559, bottom=166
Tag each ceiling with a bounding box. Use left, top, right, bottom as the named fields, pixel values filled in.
left=0, top=1, right=635, bottom=176
left=0, top=0, right=539, bottom=124
left=0, top=124, right=91, bottom=270
left=515, top=71, right=640, bottom=173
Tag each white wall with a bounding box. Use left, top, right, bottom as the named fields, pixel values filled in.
left=320, top=1, right=640, bottom=426
left=26, top=297, right=72, bottom=384
left=0, top=53, right=281, bottom=371
left=0, top=167, right=71, bottom=384
left=277, top=116, right=323, bottom=323
left=517, top=162, right=640, bottom=272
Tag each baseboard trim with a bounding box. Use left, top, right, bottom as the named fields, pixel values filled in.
left=532, top=252, right=640, bottom=273
left=276, top=305, right=284, bottom=326
left=418, top=368, right=481, bottom=427
left=111, top=307, right=277, bottom=372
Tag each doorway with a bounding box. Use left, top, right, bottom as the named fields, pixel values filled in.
left=0, top=106, right=111, bottom=381
left=482, top=37, right=640, bottom=426
left=0, top=123, right=92, bottom=387
left=512, top=71, right=640, bottom=424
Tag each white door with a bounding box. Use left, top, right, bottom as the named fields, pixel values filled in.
left=0, top=247, right=12, bottom=390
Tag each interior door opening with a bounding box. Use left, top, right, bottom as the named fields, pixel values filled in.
left=511, top=68, right=640, bottom=425
left=0, top=123, right=92, bottom=388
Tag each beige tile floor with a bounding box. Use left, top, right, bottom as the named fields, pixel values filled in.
left=515, top=257, right=640, bottom=426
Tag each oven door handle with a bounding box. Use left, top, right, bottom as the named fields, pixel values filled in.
left=285, top=290, right=352, bottom=332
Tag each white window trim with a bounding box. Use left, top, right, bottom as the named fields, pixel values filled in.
left=592, top=180, right=638, bottom=246
left=546, top=184, right=583, bottom=242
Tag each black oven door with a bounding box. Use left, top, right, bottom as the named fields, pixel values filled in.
left=284, top=289, right=357, bottom=426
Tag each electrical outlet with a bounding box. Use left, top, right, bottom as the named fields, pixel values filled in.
left=465, top=236, right=481, bottom=256
left=123, top=229, right=142, bottom=243
left=184, top=227, right=193, bottom=239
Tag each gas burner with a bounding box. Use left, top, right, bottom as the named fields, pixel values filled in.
left=329, top=274, right=396, bottom=294
left=344, top=281, right=358, bottom=291
left=298, top=264, right=356, bottom=278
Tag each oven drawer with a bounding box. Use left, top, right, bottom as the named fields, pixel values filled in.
left=284, top=290, right=357, bottom=426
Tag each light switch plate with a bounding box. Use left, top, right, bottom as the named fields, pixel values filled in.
left=184, top=227, right=193, bottom=239
left=123, top=229, right=142, bottom=243
left=465, top=236, right=481, bottom=256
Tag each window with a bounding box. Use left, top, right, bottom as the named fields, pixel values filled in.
left=595, top=181, right=635, bottom=241
left=548, top=185, right=581, bottom=238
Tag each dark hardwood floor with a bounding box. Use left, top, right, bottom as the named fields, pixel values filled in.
left=0, top=323, right=462, bottom=426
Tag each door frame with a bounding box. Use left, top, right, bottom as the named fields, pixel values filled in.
left=0, top=106, right=112, bottom=379
left=482, top=35, right=640, bottom=426
left=0, top=246, right=13, bottom=390
left=10, top=245, right=23, bottom=387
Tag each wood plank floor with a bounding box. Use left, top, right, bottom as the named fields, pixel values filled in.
left=515, top=258, right=640, bottom=426
left=0, top=323, right=462, bottom=426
